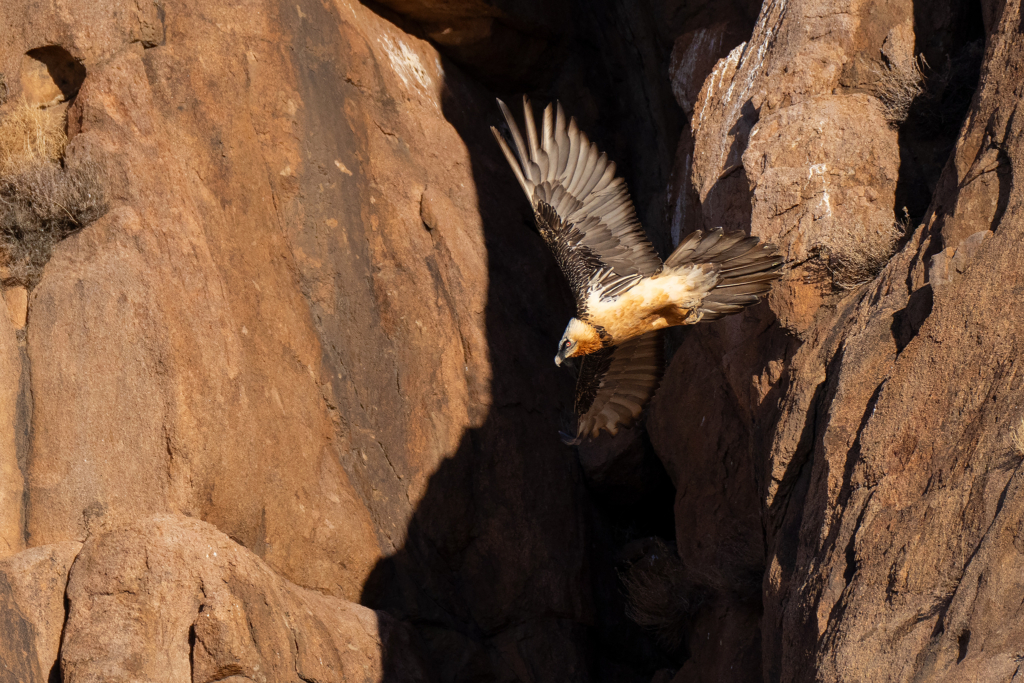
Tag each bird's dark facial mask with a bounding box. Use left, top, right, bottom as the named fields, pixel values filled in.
left=555, top=337, right=574, bottom=366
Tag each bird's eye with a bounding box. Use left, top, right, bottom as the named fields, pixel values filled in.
left=563, top=340, right=572, bottom=349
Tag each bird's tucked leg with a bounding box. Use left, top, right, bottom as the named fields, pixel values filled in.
left=647, top=306, right=704, bottom=329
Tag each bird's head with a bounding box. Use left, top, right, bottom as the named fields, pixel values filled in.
left=555, top=318, right=603, bottom=366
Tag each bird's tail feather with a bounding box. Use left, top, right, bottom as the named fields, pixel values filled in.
left=665, top=228, right=783, bottom=321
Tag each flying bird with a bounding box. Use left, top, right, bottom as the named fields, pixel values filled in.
left=491, top=97, right=782, bottom=443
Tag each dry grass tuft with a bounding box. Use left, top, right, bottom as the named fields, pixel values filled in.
left=0, top=163, right=105, bottom=286
left=0, top=100, right=105, bottom=287
left=819, top=209, right=910, bottom=291
left=1012, top=416, right=1024, bottom=455
left=620, top=539, right=700, bottom=650
left=0, top=101, right=67, bottom=175
left=874, top=55, right=927, bottom=127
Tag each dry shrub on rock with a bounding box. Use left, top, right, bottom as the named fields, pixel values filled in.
left=0, top=100, right=105, bottom=287
left=1012, top=416, right=1024, bottom=456
left=874, top=55, right=926, bottom=127
left=0, top=101, right=66, bottom=172
left=821, top=215, right=908, bottom=290
left=621, top=538, right=702, bottom=650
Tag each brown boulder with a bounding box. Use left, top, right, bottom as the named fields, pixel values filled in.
left=690, top=0, right=912, bottom=229
left=669, top=22, right=752, bottom=117
left=772, top=5, right=1024, bottom=678
left=742, top=93, right=901, bottom=329
left=743, top=95, right=899, bottom=275
left=61, top=514, right=430, bottom=682
left=0, top=541, right=81, bottom=681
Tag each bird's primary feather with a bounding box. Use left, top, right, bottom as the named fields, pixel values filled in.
left=491, top=97, right=662, bottom=292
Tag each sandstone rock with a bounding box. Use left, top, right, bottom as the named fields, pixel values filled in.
left=21, top=47, right=86, bottom=107
left=742, top=93, right=900, bottom=327
left=690, top=0, right=911, bottom=226
left=578, top=426, right=646, bottom=486
left=2, top=285, right=26, bottom=328
left=0, top=285, right=22, bottom=558
left=0, top=541, right=81, bottom=680
left=670, top=600, right=760, bottom=683
left=649, top=323, right=767, bottom=593
left=663, top=19, right=754, bottom=253
left=61, top=514, right=430, bottom=682
left=743, top=94, right=899, bottom=276
left=650, top=0, right=1005, bottom=680
left=770, top=5, right=1024, bottom=678
left=1, top=0, right=670, bottom=677
left=10, top=0, right=476, bottom=600
left=688, top=0, right=907, bottom=321
left=0, top=0, right=1011, bottom=678
left=669, top=22, right=751, bottom=116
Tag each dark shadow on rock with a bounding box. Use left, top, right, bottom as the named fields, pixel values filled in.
left=700, top=99, right=758, bottom=233
left=0, top=570, right=44, bottom=681
left=23, top=46, right=86, bottom=103
left=895, top=0, right=985, bottom=226
left=357, top=2, right=688, bottom=681
left=989, top=146, right=1013, bottom=233
left=891, top=284, right=934, bottom=352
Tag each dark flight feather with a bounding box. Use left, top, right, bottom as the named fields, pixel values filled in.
left=491, top=97, right=663, bottom=309
left=571, top=331, right=664, bottom=442
left=533, top=202, right=606, bottom=313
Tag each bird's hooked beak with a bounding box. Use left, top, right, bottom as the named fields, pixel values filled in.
left=555, top=348, right=579, bottom=369
left=555, top=340, right=573, bottom=366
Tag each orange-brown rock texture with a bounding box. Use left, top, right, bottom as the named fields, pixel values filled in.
left=0, top=0, right=1019, bottom=680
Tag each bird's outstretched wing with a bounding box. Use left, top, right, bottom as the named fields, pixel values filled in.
left=491, top=97, right=663, bottom=309
left=665, top=228, right=784, bottom=321
left=569, top=331, right=665, bottom=443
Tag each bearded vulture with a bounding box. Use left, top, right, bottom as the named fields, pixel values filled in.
left=491, top=97, right=782, bottom=443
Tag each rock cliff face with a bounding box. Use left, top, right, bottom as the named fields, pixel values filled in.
left=0, top=0, right=1019, bottom=681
